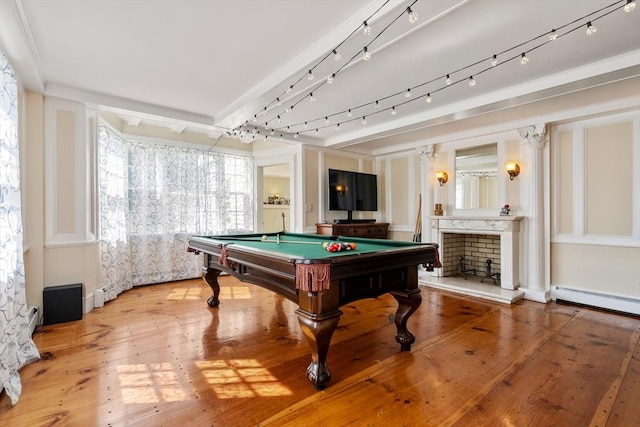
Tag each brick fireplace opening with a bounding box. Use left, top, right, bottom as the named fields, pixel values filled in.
left=442, top=233, right=501, bottom=284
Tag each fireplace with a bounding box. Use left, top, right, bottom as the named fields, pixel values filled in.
left=442, top=233, right=501, bottom=283
left=421, top=216, right=524, bottom=303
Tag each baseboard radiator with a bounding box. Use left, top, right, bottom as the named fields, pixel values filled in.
left=27, top=305, right=39, bottom=335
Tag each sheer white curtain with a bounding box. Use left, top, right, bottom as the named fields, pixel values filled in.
left=97, top=120, right=253, bottom=300
left=0, top=50, right=40, bottom=405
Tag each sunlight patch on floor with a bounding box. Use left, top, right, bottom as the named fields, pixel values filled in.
left=219, top=286, right=252, bottom=299
left=166, top=287, right=205, bottom=300
left=194, top=359, right=293, bottom=398
left=117, top=363, right=189, bottom=403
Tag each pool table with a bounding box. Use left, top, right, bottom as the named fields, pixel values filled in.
left=187, top=231, right=439, bottom=389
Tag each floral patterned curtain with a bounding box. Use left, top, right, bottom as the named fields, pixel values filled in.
left=0, top=50, right=40, bottom=405
left=97, top=120, right=253, bottom=300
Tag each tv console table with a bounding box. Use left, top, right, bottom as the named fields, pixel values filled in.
left=316, top=223, right=389, bottom=239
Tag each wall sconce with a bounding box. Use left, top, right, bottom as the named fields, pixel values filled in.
left=336, top=185, right=346, bottom=195
left=506, top=162, right=520, bottom=180
left=435, top=171, right=448, bottom=186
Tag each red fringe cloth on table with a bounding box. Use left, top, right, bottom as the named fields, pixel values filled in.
left=424, top=246, right=442, bottom=271
left=433, top=247, right=442, bottom=268
left=296, top=263, right=331, bottom=292
left=218, top=246, right=229, bottom=267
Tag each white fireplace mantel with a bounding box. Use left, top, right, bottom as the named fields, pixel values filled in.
left=430, top=216, right=523, bottom=290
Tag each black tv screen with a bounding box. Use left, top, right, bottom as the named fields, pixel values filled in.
left=328, top=169, right=378, bottom=213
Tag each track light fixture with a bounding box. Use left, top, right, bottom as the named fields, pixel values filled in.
left=624, top=0, right=636, bottom=12
left=361, top=116, right=367, bottom=124
left=405, top=88, right=412, bottom=98
left=363, top=46, right=371, bottom=61
left=549, top=29, right=558, bottom=40
left=469, top=76, right=476, bottom=86
left=333, top=49, right=341, bottom=61
left=407, top=7, right=418, bottom=23
left=520, top=53, right=529, bottom=65
left=346, top=109, right=353, bottom=117
left=327, top=74, right=335, bottom=84
left=425, top=93, right=432, bottom=103
left=307, top=70, right=314, bottom=80
left=391, top=106, right=397, bottom=116
left=586, top=21, right=597, bottom=35
left=491, top=54, right=498, bottom=66
left=445, top=74, right=452, bottom=85
left=363, top=20, right=371, bottom=36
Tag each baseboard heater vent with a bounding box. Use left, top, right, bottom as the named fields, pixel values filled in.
left=27, top=306, right=38, bottom=335
left=94, top=288, right=106, bottom=308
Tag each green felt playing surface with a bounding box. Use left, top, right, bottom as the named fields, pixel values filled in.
left=203, top=232, right=422, bottom=259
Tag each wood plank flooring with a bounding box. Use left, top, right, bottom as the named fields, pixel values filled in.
left=1, top=275, right=638, bottom=426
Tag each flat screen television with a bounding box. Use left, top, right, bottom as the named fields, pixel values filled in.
left=328, top=169, right=378, bottom=223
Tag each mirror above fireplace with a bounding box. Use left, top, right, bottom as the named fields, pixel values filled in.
left=455, top=143, right=498, bottom=210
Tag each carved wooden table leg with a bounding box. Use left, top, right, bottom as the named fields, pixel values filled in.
left=295, top=308, right=342, bottom=390
left=391, top=288, right=422, bottom=351
left=202, top=254, right=221, bottom=307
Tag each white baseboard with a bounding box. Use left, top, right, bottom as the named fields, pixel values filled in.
left=552, top=286, right=640, bottom=315
left=521, top=287, right=551, bottom=303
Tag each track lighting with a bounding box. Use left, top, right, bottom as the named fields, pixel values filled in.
left=244, top=1, right=628, bottom=140
left=363, top=21, right=371, bottom=36
left=363, top=46, right=371, bottom=61
left=625, top=0, right=636, bottom=12
left=407, top=7, right=418, bottom=23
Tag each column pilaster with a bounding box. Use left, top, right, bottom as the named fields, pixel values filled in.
left=518, top=124, right=549, bottom=298
left=417, top=145, right=437, bottom=244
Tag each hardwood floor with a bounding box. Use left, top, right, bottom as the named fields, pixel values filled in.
left=1, top=275, right=638, bottom=426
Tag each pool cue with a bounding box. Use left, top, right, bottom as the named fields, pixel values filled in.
left=281, top=212, right=286, bottom=232
left=260, top=235, right=323, bottom=245
left=413, top=194, right=422, bottom=242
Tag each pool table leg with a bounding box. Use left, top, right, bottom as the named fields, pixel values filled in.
left=391, top=288, right=422, bottom=351
left=202, top=255, right=221, bottom=307
left=296, top=309, right=342, bottom=390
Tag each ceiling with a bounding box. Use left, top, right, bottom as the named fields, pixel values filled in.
left=1, top=0, right=639, bottom=155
